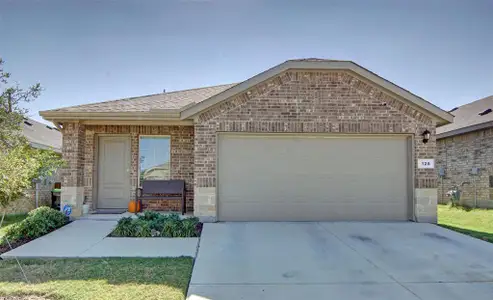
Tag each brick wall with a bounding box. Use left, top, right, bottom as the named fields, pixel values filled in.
left=437, top=128, right=493, bottom=208
left=61, top=123, right=85, bottom=188
left=62, top=124, right=194, bottom=212
left=194, top=70, right=437, bottom=220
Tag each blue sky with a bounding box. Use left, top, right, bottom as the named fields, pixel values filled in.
left=1, top=0, right=492, bottom=124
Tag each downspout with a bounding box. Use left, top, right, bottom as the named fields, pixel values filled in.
left=52, top=121, right=63, bottom=131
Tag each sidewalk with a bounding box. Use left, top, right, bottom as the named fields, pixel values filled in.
left=1, top=219, right=198, bottom=259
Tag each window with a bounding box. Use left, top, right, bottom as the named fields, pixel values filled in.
left=139, top=136, right=170, bottom=183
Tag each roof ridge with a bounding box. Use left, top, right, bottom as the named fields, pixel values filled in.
left=456, top=94, right=493, bottom=109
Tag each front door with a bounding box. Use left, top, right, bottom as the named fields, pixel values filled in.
left=97, top=136, right=131, bottom=209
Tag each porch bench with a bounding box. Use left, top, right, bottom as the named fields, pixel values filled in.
left=137, top=180, right=186, bottom=214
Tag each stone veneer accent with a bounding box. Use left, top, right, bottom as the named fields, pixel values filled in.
left=437, top=128, right=493, bottom=208
left=61, top=124, right=194, bottom=216
left=194, top=70, right=438, bottom=222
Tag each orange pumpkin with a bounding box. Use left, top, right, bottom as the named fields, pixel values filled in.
left=128, top=200, right=141, bottom=213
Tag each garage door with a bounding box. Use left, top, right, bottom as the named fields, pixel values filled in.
left=217, top=134, right=411, bottom=221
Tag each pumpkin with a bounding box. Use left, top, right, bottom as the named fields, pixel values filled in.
left=128, top=200, right=141, bottom=213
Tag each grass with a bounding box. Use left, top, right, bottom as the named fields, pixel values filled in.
left=437, top=204, right=493, bottom=243
left=0, top=257, right=193, bottom=300
left=0, top=213, right=28, bottom=238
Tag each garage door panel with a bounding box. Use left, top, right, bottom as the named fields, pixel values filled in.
left=220, top=202, right=408, bottom=222
left=218, top=134, right=410, bottom=221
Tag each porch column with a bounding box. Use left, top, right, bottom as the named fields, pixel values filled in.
left=60, top=122, right=85, bottom=217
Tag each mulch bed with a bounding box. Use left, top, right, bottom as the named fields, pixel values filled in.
left=0, top=238, right=32, bottom=256
left=0, top=222, right=71, bottom=256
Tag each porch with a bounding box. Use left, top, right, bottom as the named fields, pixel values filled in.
left=60, top=123, right=194, bottom=217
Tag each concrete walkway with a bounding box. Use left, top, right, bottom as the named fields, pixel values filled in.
left=188, top=222, right=493, bottom=300
left=1, top=219, right=198, bottom=259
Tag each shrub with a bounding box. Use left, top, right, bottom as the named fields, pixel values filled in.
left=2, top=207, right=68, bottom=243
left=148, top=219, right=165, bottom=232
left=182, top=217, right=200, bottom=237
left=112, top=217, right=135, bottom=237
left=138, top=211, right=162, bottom=222
left=110, top=213, right=201, bottom=238
left=28, top=206, right=67, bottom=227
left=162, top=219, right=182, bottom=237
left=133, top=219, right=152, bottom=237
left=163, top=213, right=181, bottom=222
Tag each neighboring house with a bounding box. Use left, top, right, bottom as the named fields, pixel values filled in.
left=40, top=59, right=453, bottom=222
left=0, top=118, right=62, bottom=214
left=436, top=95, right=493, bottom=208
left=22, top=117, right=62, bottom=153
left=141, top=162, right=170, bottom=181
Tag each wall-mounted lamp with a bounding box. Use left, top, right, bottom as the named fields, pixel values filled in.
left=422, top=129, right=431, bottom=144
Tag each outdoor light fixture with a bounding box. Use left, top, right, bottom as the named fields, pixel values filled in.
left=422, top=130, right=431, bottom=144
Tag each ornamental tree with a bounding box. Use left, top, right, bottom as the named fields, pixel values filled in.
left=0, top=58, right=64, bottom=210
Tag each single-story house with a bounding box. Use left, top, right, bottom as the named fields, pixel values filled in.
left=40, top=59, right=453, bottom=222
left=437, top=95, right=493, bottom=208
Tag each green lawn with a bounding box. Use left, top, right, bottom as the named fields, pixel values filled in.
left=437, top=204, right=493, bottom=243
left=0, top=213, right=28, bottom=238
left=0, top=257, right=193, bottom=300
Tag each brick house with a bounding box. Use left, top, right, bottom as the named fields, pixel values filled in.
left=437, top=95, right=493, bottom=208
left=40, top=59, right=452, bottom=222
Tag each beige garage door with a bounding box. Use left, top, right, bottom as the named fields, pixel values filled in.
left=217, top=134, right=411, bottom=221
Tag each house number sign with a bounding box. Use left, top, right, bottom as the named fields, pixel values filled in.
left=418, top=159, right=435, bottom=169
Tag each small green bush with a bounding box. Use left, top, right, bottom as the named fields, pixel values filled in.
left=163, top=213, right=181, bottom=222
left=111, top=213, right=201, bottom=238
left=2, top=207, right=68, bottom=243
left=138, top=211, right=162, bottom=222
left=134, top=219, right=152, bottom=237
left=182, top=217, right=199, bottom=237
left=162, top=219, right=182, bottom=237
left=112, top=217, right=135, bottom=237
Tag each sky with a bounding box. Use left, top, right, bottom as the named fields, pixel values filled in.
left=1, top=0, right=492, bottom=124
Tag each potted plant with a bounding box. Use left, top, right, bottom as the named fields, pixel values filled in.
left=82, top=198, right=90, bottom=215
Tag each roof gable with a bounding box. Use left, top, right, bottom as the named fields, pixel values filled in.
left=180, top=59, right=453, bottom=125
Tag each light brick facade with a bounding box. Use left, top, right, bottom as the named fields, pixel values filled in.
left=194, top=70, right=438, bottom=222
left=437, top=128, right=493, bottom=208
left=58, top=69, right=442, bottom=222
left=61, top=124, right=194, bottom=215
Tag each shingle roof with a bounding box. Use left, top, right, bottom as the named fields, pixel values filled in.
left=40, top=58, right=452, bottom=125
left=22, top=118, right=62, bottom=153
left=437, top=95, right=493, bottom=138
left=45, top=83, right=237, bottom=113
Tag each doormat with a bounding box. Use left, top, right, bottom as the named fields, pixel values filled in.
left=92, top=209, right=127, bottom=214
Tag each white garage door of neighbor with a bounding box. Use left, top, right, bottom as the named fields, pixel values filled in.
left=217, top=134, right=411, bottom=221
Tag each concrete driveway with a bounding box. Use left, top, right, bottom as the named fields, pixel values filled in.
left=188, top=222, right=493, bottom=300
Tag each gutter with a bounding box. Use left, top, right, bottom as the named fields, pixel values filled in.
left=39, top=110, right=182, bottom=120
left=437, top=121, right=493, bottom=139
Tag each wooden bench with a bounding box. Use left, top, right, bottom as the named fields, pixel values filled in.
left=137, top=180, right=186, bottom=214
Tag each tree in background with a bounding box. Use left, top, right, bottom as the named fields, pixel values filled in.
left=0, top=58, right=64, bottom=211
